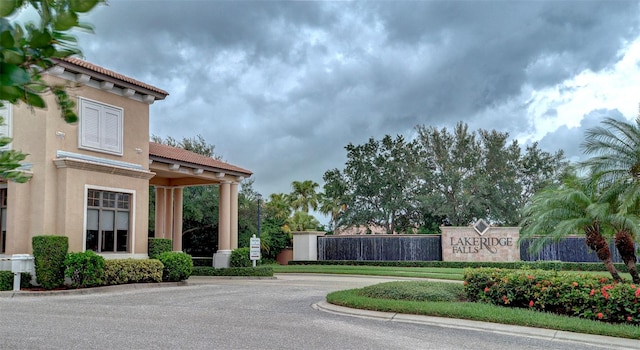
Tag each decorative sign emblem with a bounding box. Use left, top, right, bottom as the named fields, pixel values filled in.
left=473, top=219, right=490, bottom=236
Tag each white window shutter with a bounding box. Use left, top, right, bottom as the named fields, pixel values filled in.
left=81, top=100, right=101, bottom=149
left=0, top=104, right=12, bottom=150
left=101, top=106, right=122, bottom=154
left=79, top=98, right=123, bottom=155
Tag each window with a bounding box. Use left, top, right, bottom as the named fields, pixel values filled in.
left=0, top=104, right=12, bottom=150
left=0, top=188, right=6, bottom=253
left=86, top=189, right=130, bottom=252
left=79, top=98, right=123, bottom=155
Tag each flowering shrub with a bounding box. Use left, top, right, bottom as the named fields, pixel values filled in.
left=464, top=268, right=639, bottom=325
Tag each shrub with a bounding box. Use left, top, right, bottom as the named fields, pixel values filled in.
left=0, top=271, right=31, bottom=291
left=358, top=281, right=465, bottom=302
left=192, top=266, right=273, bottom=277
left=464, top=267, right=640, bottom=325
left=102, top=259, right=163, bottom=285
left=192, top=257, right=213, bottom=267
left=230, top=247, right=251, bottom=268
left=64, top=251, right=105, bottom=288
left=32, top=235, right=68, bottom=289
left=158, top=252, right=193, bottom=282
left=148, top=238, right=172, bottom=259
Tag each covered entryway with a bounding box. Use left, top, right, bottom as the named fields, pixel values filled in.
left=148, top=142, right=252, bottom=268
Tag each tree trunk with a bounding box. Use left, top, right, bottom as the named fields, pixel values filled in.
left=614, top=230, right=640, bottom=284
left=585, top=222, right=623, bottom=282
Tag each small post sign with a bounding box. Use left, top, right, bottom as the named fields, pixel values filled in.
left=250, top=235, right=261, bottom=267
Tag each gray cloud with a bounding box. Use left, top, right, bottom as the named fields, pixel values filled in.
left=68, top=0, right=640, bottom=201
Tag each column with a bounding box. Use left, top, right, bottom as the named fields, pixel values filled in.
left=230, top=182, right=239, bottom=250
left=164, top=188, right=174, bottom=240
left=154, top=187, right=166, bottom=238
left=214, top=181, right=232, bottom=268
left=218, top=181, right=231, bottom=251
left=172, top=187, right=183, bottom=252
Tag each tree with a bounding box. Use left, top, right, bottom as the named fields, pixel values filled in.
left=286, top=211, right=320, bottom=232
left=0, top=0, right=102, bottom=182
left=326, top=135, right=421, bottom=234
left=581, top=116, right=640, bottom=283
left=520, top=172, right=625, bottom=282
left=319, top=169, right=348, bottom=232
left=288, top=180, right=320, bottom=213
left=415, top=122, right=567, bottom=226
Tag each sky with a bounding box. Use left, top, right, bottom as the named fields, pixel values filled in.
left=38, top=1, right=640, bottom=202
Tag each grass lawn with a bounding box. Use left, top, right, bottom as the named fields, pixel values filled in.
left=270, top=265, right=639, bottom=339
left=326, top=282, right=640, bottom=340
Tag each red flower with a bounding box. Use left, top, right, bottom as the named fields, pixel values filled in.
left=529, top=300, right=534, bottom=307
left=628, top=316, right=633, bottom=322
left=635, top=288, right=640, bottom=298
left=572, top=282, right=578, bottom=287
left=597, top=313, right=604, bottom=319
left=527, top=275, right=534, bottom=280
left=484, top=287, right=490, bottom=293
left=589, top=289, right=596, bottom=296
left=463, top=281, right=468, bottom=286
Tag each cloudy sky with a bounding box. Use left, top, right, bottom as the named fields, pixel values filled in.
left=59, top=1, right=640, bottom=200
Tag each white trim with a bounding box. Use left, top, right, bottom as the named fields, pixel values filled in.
left=78, top=97, right=124, bottom=156
left=83, top=185, right=136, bottom=256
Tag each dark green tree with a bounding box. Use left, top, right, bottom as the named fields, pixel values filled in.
left=0, top=0, right=102, bottom=182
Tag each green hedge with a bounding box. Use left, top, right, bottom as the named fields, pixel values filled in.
left=148, top=238, right=173, bottom=259
left=64, top=251, right=105, bottom=288
left=158, top=252, right=193, bottom=282
left=102, top=259, right=163, bottom=285
left=192, top=266, right=273, bottom=277
left=230, top=247, right=251, bottom=268
left=0, top=271, right=32, bottom=291
left=464, top=268, right=640, bottom=325
left=32, top=235, right=68, bottom=289
left=287, top=260, right=628, bottom=272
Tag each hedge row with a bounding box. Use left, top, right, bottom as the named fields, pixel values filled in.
left=464, top=268, right=640, bottom=325
left=192, top=266, right=273, bottom=277
left=287, top=260, right=629, bottom=272
left=103, top=259, right=163, bottom=285
left=0, top=271, right=32, bottom=291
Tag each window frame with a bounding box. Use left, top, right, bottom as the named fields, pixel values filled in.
left=83, top=186, right=135, bottom=254
left=78, top=97, right=124, bottom=156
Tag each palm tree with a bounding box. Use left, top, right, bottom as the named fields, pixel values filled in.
left=520, top=173, right=623, bottom=282
left=265, top=193, right=291, bottom=223
left=581, top=116, right=640, bottom=283
left=289, top=180, right=320, bottom=213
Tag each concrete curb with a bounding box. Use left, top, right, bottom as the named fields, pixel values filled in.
left=313, top=301, right=640, bottom=350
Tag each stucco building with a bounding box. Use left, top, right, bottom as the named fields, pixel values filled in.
left=0, top=58, right=251, bottom=269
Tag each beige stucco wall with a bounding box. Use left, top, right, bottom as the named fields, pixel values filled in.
left=5, top=75, right=151, bottom=255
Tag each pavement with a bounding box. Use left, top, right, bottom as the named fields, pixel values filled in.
left=1, top=273, right=638, bottom=350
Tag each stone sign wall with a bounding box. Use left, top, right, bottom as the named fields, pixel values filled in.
left=441, top=225, right=520, bottom=262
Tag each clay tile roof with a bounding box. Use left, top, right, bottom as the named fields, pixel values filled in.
left=54, top=57, right=169, bottom=97
left=149, top=142, right=252, bottom=176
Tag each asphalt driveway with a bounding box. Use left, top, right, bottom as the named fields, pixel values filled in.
left=0, top=274, right=634, bottom=350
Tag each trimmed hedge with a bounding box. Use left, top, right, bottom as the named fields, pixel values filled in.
left=64, top=251, right=105, bottom=288
left=464, top=268, right=640, bottom=325
left=32, top=235, right=68, bottom=289
left=0, top=271, right=32, bottom=291
left=192, top=266, right=273, bottom=277
left=358, top=281, right=465, bottom=302
left=102, top=259, right=163, bottom=285
left=230, top=247, right=251, bottom=268
left=148, top=238, right=172, bottom=259
left=158, top=252, right=193, bottom=282
left=288, top=260, right=629, bottom=272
